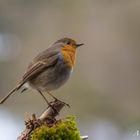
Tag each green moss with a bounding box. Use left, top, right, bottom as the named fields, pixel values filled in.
left=31, top=116, right=81, bottom=140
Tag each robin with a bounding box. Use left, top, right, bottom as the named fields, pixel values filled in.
left=0, top=38, right=84, bottom=106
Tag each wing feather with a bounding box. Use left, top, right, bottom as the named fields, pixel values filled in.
left=21, top=53, right=59, bottom=83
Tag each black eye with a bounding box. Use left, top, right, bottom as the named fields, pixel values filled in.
left=67, top=41, right=71, bottom=45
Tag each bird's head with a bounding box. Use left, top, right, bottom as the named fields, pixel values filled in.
left=54, top=38, right=84, bottom=50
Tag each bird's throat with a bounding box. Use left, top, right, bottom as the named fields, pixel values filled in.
left=61, top=45, right=76, bottom=68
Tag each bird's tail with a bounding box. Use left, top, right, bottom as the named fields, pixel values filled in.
left=0, top=82, right=24, bottom=104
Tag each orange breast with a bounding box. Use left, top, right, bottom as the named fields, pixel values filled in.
left=61, top=45, right=76, bottom=68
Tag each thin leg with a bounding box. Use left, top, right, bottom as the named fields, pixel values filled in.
left=47, top=91, right=70, bottom=108
left=37, top=90, right=50, bottom=105
left=37, top=90, right=58, bottom=114
left=47, top=91, right=58, bottom=100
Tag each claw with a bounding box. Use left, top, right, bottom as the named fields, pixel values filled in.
left=47, top=92, right=70, bottom=108
left=48, top=103, right=59, bottom=114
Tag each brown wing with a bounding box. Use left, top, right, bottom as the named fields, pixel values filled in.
left=0, top=53, right=59, bottom=104
left=20, top=42, right=63, bottom=85
left=21, top=54, right=59, bottom=83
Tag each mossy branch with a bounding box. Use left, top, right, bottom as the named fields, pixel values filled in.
left=17, top=100, right=88, bottom=140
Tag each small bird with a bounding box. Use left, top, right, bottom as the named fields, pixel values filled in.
left=0, top=38, right=83, bottom=105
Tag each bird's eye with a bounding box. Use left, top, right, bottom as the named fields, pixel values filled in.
left=67, top=41, right=71, bottom=45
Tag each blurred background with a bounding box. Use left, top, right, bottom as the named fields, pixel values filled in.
left=0, top=0, right=140, bottom=139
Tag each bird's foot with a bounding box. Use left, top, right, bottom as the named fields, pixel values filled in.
left=47, top=92, right=70, bottom=108
left=48, top=103, right=59, bottom=114
left=54, top=98, right=70, bottom=108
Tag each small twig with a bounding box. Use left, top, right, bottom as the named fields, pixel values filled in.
left=81, top=135, right=88, bottom=140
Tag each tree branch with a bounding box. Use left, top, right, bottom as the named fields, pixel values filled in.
left=17, top=100, right=88, bottom=140
left=17, top=100, right=65, bottom=140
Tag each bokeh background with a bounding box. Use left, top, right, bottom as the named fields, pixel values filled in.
left=0, top=0, right=140, bottom=140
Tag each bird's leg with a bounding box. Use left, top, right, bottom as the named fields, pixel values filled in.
left=37, top=90, right=58, bottom=114
left=47, top=91, right=70, bottom=108
left=37, top=90, right=50, bottom=105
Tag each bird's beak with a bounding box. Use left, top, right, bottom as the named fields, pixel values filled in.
left=76, top=43, right=84, bottom=48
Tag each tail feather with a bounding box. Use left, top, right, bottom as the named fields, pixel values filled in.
left=0, top=82, right=24, bottom=104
